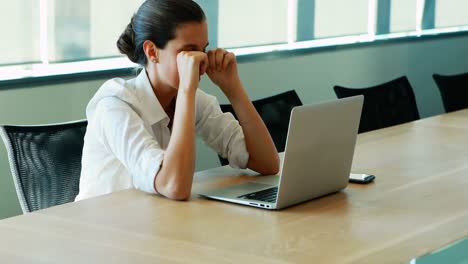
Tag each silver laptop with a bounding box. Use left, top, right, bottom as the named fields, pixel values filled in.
left=199, top=95, right=363, bottom=210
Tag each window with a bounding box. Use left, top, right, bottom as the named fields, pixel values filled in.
left=217, top=0, right=289, bottom=48
left=0, top=0, right=40, bottom=65
left=50, top=0, right=91, bottom=62
left=89, top=0, right=144, bottom=59
left=314, top=0, right=370, bottom=38
left=2, top=0, right=468, bottom=81
left=48, top=0, right=143, bottom=62
left=390, top=0, right=418, bottom=32
left=435, top=0, right=468, bottom=29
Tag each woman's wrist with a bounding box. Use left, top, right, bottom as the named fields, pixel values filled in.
left=222, top=80, right=245, bottom=102
left=226, top=86, right=250, bottom=108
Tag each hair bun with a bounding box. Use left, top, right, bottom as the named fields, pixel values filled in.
left=117, top=17, right=138, bottom=63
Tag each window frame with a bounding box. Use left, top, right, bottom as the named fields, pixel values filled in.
left=1, top=0, right=467, bottom=88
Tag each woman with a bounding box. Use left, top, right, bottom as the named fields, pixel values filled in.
left=76, top=0, right=279, bottom=201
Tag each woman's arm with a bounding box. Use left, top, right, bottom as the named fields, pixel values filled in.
left=207, top=49, right=280, bottom=175
left=154, top=51, right=208, bottom=200
left=154, top=91, right=196, bottom=200
left=226, top=84, right=280, bottom=175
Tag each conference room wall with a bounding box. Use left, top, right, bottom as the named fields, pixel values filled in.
left=1, top=33, right=467, bottom=219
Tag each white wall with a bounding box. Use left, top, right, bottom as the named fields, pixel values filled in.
left=1, top=34, right=468, bottom=219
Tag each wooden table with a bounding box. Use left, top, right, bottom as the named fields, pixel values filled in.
left=1, top=110, right=468, bottom=264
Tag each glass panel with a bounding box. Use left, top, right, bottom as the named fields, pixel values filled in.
left=435, top=0, right=468, bottom=28
left=49, top=0, right=143, bottom=62
left=314, top=0, right=369, bottom=38
left=390, top=0, right=417, bottom=32
left=0, top=0, right=40, bottom=65
left=217, top=0, right=289, bottom=48
left=89, top=0, right=144, bottom=59
left=48, top=0, right=90, bottom=62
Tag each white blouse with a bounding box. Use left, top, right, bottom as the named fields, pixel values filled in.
left=75, top=69, right=249, bottom=201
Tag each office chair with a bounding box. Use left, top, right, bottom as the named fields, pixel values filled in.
left=433, top=72, right=468, bottom=113
left=218, top=90, right=302, bottom=166
left=333, top=76, right=420, bottom=133
left=0, top=120, right=87, bottom=213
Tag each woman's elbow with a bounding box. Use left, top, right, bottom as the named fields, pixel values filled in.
left=272, top=159, right=281, bottom=175
left=249, top=154, right=280, bottom=175
left=155, top=173, right=192, bottom=201
left=160, top=183, right=191, bottom=200
left=265, top=158, right=280, bottom=175
left=166, top=190, right=191, bottom=201
left=263, top=152, right=280, bottom=174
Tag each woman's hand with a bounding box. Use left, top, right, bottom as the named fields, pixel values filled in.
left=206, top=48, right=242, bottom=97
left=177, top=51, right=208, bottom=93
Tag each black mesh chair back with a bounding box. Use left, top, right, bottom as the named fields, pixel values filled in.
left=219, top=90, right=302, bottom=166
left=433, top=72, right=468, bottom=113
left=0, top=120, right=87, bottom=213
left=333, top=76, right=420, bottom=133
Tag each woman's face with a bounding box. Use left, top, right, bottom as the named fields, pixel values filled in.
left=156, top=20, right=209, bottom=90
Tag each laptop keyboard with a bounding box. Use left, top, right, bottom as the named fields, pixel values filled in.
left=237, top=187, right=278, bottom=203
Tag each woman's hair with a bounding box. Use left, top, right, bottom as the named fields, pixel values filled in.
left=117, top=0, right=205, bottom=65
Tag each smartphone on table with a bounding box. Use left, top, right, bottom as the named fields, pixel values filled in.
left=349, top=173, right=375, bottom=184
